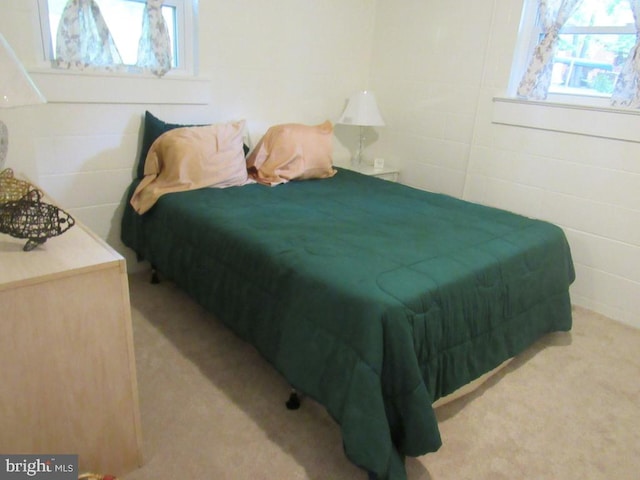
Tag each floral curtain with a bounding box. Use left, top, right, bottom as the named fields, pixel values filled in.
left=136, top=0, right=172, bottom=76
left=610, top=1, right=640, bottom=107
left=517, top=0, right=584, bottom=100
left=55, top=0, right=172, bottom=77
left=56, top=0, right=123, bottom=70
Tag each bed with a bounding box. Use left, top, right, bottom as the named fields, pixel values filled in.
left=121, top=113, right=575, bottom=480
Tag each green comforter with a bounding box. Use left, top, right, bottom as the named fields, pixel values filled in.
left=122, top=168, right=574, bottom=479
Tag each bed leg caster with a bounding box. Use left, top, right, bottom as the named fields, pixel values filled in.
left=150, top=267, right=160, bottom=284
left=286, top=390, right=302, bottom=410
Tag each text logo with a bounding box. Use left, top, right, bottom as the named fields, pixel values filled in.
left=0, top=455, right=77, bottom=480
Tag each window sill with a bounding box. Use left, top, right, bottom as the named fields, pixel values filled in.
left=29, top=69, right=211, bottom=105
left=492, top=96, right=640, bottom=143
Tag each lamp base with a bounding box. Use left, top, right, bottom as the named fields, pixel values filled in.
left=350, top=125, right=365, bottom=168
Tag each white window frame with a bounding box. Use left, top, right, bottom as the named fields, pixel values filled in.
left=496, top=0, right=640, bottom=143
left=507, top=0, right=636, bottom=108
left=35, top=0, right=199, bottom=78
left=29, top=0, right=208, bottom=105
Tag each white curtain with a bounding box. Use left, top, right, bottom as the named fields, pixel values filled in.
left=517, top=0, right=584, bottom=100
left=611, top=1, right=640, bottom=107
left=55, top=0, right=123, bottom=70
left=55, top=0, right=172, bottom=77
left=136, top=0, right=172, bottom=76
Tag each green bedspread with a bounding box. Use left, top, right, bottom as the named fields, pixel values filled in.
left=121, top=168, right=575, bottom=479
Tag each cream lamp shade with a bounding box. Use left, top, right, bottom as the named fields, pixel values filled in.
left=337, top=90, right=385, bottom=127
left=337, top=90, right=385, bottom=166
left=0, top=33, right=47, bottom=169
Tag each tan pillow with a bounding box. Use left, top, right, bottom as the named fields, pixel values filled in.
left=246, top=121, right=336, bottom=185
left=130, top=121, right=249, bottom=214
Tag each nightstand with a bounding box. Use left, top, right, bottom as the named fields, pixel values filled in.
left=337, top=162, right=400, bottom=182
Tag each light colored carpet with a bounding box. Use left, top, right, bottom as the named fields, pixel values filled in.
left=122, top=272, right=640, bottom=480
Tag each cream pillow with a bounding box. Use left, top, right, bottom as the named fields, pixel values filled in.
left=130, top=120, right=249, bottom=214
left=246, top=121, right=336, bottom=186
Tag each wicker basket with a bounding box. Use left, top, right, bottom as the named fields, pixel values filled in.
left=0, top=168, right=37, bottom=203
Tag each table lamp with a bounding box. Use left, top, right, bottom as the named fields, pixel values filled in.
left=336, top=90, right=385, bottom=167
left=0, top=34, right=73, bottom=252
left=0, top=32, right=47, bottom=170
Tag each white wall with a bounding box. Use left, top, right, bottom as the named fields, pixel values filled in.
left=0, top=0, right=376, bottom=266
left=368, top=0, right=640, bottom=328
left=2, top=0, right=638, bottom=328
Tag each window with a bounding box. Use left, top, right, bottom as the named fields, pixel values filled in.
left=512, top=0, right=638, bottom=105
left=548, top=0, right=634, bottom=97
left=37, top=0, right=197, bottom=76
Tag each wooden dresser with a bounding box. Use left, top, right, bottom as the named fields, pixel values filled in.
left=0, top=210, right=142, bottom=476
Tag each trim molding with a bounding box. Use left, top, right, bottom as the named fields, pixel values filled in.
left=492, top=96, right=640, bottom=143
left=29, top=70, right=211, bottom=105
